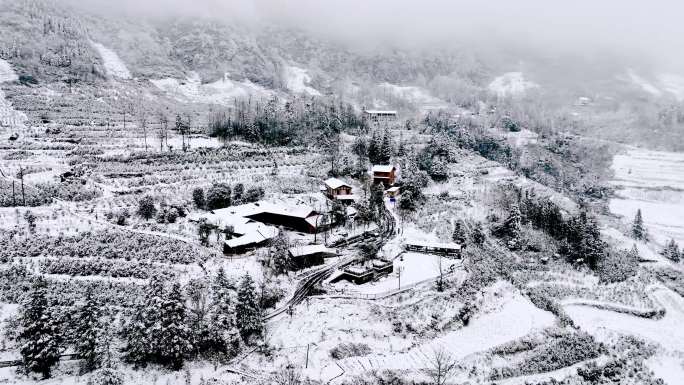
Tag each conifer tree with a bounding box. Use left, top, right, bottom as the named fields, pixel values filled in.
left=452, top=220, right=467, bottom=245
left=632, top=209, right=646, bottom=240
left=471, top=222, right=485, bottom=246
left=379, top=130, right=392, bottom=164
left=159, top=282, right=192, bottom=370
left=270, top=231, right=290, bottom=274
left=74, top=288, right=105, bottom=374
left=662, top=239, right=681, bottom=263
left=18, top=278, right=63, bottom=379
left=205, top=269, right=241, bottom=360
left=122, top=277, right=164, bottom=367
left=367, top=130, right=381, bottom=164
left=235, top=274, right=263, bottom=343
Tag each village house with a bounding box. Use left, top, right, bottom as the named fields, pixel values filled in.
left=332, top=259, right=394, bottom=285
left=372, top=165, right=397, bottom=186
left=323, top=178, right=352, bottom=198
left=362, top=109, right=397, bottom=125
left=288, top=244, right=337, bottom=270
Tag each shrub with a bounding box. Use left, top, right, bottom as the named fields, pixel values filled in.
left=137, top=195, right=156, bottom=219
left=87, top=368, right=124, bottom=385
left=206, top=183, right=232, bottom=210
left=330, top=343, right=372, bottom=359
left=192, top=188, right=205, bottom=209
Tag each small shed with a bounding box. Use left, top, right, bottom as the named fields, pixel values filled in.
left=385, top=186, right=400, bottom=198
left=288, top=244, right=337, bottom=270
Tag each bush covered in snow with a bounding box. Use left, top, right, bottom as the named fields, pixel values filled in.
left=40, top=258, right=166, bottom=279
left=329, top=342, right=372, bottom=359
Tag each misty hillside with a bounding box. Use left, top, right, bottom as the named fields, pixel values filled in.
left=2, top=0, right=684, bottom=149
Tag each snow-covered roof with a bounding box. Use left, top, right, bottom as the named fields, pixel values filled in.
left=288, top=244, right=337, bottom=258
left=372, top=165, right=396, bottom=173
left=225, top=226, right=279, bottom=248
left=324, top=177, right=351, bottom=189
left=345, top=206, right=358, bottom=216
left=364, top=110, right=397, bottom=115
left=386, top=187, right=400, bottom=193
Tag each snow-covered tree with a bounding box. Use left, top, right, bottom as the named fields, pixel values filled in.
left=74, top=288, right=106, bottom=374
left=471, top=222, right=485, bottom=246
left=379, top=130, right=392, bottom=164
left=18, top=278, right=63, bottom=379
left=632, top=209, right=647, bottom=241
left=235, top=274, right=263, bottom=343
left=122, top=277, right=164, bottom=367
left=205, top=269, right=241, bottom=360
left=452, top=220, right=467, bottom=245
left=429, top=157, right=448, bottom=181
left=159, top=282, right=192, bottom=370
left=192, top=188, right=205, bottom=209
left=270, top=231, right=290, bottom=274
left=662, top=239, right=681, bottom=263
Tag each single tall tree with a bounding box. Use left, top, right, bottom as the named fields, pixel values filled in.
left=159, top=282, right=192, bottom=370
left=235, top=274, right=263, bottom=343
left=632, top=209, right=646, bottom=241
left=18, top=278, right=63, bottom=379
left=74, top=288, right=105, bottom=374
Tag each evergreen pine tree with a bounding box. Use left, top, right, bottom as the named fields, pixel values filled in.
left=368, top=130, right=381, bottom=164
left=235, top=274, right=263, bottom=343
left=159, top=282, right=192, bottom=370
left=429, top=157, right=448, bottom=181
left=122, top=277, right=164, bottom=367
left=205, top=269, right=241, bottom=360
left=452, top=221, right=467, bottom=245
left=270, top=231, right=291, bottom=274
left=18, top=278, right=63, bottom=379
left=662, top=239, right=681, bottom=263
left=74, top=288, right=105, bottom=374
left=379, top=130, right=392, bottom=164
left=632, top=209, right=646, bottom=240
left=471, top=222, right=485, bottom=246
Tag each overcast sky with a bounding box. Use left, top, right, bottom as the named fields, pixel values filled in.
left=68, top=0, right=684, bottom=69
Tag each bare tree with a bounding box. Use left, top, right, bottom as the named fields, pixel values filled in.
left=138, top=108, right=149, bottom=152
left=426, top=348, right=458, bottom=385
left=157, top=110, right=169, bottom=152
left=271, top=363, right=302, bottom=385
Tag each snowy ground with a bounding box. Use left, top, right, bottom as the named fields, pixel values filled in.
left=322, top=283, right=555, bottom=382
left=283, top=66, right=320, bottom=96
left=564, top=286, right=684, bottom=385
left=609, top=147, right=684, bottom=247
left=0, top=58, right=18, bottom=83
left=488, top=72, right=539, bottom=98
left=331, top=252, right=463, bottom=295
left=91, top=42, right=132, bottom=80
left=151, top=72, right=274, bottom=105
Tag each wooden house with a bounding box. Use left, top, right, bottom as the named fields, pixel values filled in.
left=324, top=178, right=352, bottom=198
left=372, top=165, right=397, bottom=186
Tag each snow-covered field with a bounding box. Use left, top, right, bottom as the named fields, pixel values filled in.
left=488, top=72, right=539, bottom=98
left=91, top=42, right=132, bottom=80
left=565, top=286, right=684, bottom=385
left=326, top=284, right=555, bottom=381
left=283, top=66, right=321, bottom=96
left=609, top=148, right=684, bottom=246
left=151, top=72, right=274, bottom=105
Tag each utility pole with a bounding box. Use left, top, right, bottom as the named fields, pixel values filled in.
left=12, top=180, right=16, bottom=206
